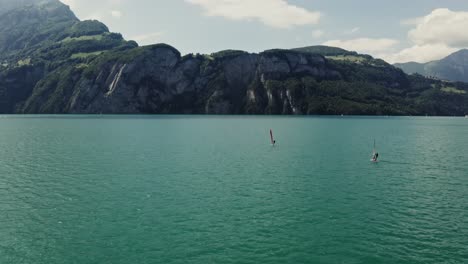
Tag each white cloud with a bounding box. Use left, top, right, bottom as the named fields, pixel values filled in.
left=381, top=44, right=458, bottom=64
left=185, top=0, right=321, bottom=29
left=111, top=10, right=123, bottom=18
left=409, top=8, right=468, bottom=47
left=324, top=9, right=468, bottom=63
left=323, top=38, right=399, bottom=54
left=312, top=30, right=324, bottom=39
left=388, top=8, right=468, bottom=63
left=131, top=32, right=165, bottom=45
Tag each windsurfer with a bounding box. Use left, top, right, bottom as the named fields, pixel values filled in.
left=372, top=152, right=379, bottom=161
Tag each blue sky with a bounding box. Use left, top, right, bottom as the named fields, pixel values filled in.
left=61, top=0, right=468, bottom=63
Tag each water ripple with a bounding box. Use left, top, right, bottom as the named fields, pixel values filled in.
left=0, top=116, right=467, bottom=264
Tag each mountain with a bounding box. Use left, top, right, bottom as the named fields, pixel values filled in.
left=292, top=45, right=357, bottom=56
left=0, top=1, right=467, bottom=115
left=0, top=0, right=78, bottom=54
left=0, top=0, right=49, bottom=15
left=395, top=49, right=468, bottom=83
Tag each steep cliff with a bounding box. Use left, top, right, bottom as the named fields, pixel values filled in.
left=18, top=46, right=341, bottom=114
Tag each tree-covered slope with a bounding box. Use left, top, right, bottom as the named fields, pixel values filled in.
left=292, top=45, right=356, bottom=56
left=0, top=0, right=78, bottom=56
left=0, top=0, right=137, bottom=113
left=0, top=1, right=467, bottom=115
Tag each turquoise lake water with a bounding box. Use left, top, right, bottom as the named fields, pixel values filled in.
left=0, top=116, right=467, bottom=263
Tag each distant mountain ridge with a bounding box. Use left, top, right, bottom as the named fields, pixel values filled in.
left=0, top=0, right=467, bottom=115
left=395, top=49, right=468, bottom=82
left=0, top=0, right=78, bottom=55
left=0, top=0, right=61, bottom=15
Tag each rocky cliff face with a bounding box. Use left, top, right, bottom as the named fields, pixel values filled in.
left=18, top=45, right=343, bottom=114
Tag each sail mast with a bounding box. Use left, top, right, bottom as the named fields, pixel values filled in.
left=270, top=129, right=274, bottom=145
left=373, top=139, right=376, bottom=155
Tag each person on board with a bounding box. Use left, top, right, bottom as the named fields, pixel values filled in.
left=373, top=152, right=379, bottom=161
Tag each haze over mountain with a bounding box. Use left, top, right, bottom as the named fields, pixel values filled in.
left=0, top=0, right=78, bottom=54
left=0, top=0, right=467, bottom=115
left=0, top=0, right=44, bottom=14
left=395, top=49, right=468, bottom=83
